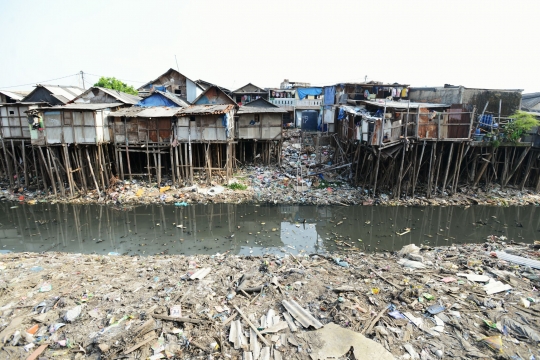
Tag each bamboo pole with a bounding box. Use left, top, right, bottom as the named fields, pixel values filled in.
left=85, top=147, right=101, bottom=199
left=48, top=147, right=65, bottom=197
left=412, top=141, right=426, bottom=198
left=504, top=147, right=531, bottom=186
left=441, top=143, right=454, bottom=192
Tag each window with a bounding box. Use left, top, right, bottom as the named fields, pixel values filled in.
left=190, top=116, right=195, bottom=122
left=9, top=111, right=14, bottom=115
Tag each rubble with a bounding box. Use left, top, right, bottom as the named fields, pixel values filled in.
left=1, top=235, right=540, bottom=359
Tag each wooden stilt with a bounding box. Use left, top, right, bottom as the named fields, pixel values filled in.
left=396, top=143, right=406, bottom=198
left=48, top=147, right=65, bottom=197
left=519, top=151, right=534, bottom=190
left=372, top=149, right=381, bottom=197
left=85, top=147, right=100, bottom=198
left=62, top=144, right=74, bottom=197
left=11, top=140, right=20, bottom=188
left=504, top=147, right=530, bottom=186
left=473, top=151, right=493, bottom=187
left=22, top=141, right=28, bottom=188
left=413, top=141, right=426, bottom=198
left=442, top=143, right=454, bottom=192
left=38, top=147, right=55, bottom=196
left=1, top=137, right=13, bottom=188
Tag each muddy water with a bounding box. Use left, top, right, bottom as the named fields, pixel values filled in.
left=0, top=202, right=539, bottom=256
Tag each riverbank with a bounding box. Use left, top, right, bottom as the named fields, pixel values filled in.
left=1, top=237, right=539, bottom=359
left=2, top=177, right=540, bottom=207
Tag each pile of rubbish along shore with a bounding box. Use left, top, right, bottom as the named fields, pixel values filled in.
left=2, top=235, right=540, bottom=359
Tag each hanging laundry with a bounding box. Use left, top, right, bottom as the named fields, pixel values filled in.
left=401, top=88, right=409, bottom=98
left=364, top=90, right=369, bottom=99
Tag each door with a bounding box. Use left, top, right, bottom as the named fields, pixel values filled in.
left=301, top=110, right=318, bottom=131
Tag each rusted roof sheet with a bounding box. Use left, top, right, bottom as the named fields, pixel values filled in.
left=109, top=107, right=145, bottom=117
left=177, top=104, right=234, bottom=116
left=282, top=300, right=323, bottom=329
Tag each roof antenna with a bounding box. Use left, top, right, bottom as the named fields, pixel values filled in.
left=174, top=55, right=180, bottom=72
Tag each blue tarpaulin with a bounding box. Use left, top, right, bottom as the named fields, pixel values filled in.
left=137, top=92, right=180, bottom=108
left=338, top=107, right=346, bottom=120
left=324, top=86, right=335, bottom=105
left=297, top=87, right=322, bottom=100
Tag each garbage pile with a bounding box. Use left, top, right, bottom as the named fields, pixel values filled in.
left=1, top=235, right=540, bottom=359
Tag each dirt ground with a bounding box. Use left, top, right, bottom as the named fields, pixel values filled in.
left=1, top=235, right=540, bottom=359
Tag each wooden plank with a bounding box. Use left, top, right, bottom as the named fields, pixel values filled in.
left=26, top=344, right=48, bottom=360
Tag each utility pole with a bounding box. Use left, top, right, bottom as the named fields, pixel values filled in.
left=80, top=70, right=86, bottom=89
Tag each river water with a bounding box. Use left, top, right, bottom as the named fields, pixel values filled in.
left=0, top=202, right=538, bottom=256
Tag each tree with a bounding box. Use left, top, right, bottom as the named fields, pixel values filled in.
left=93, top=77, right=138, bottom=95
left=503, top=111, right=540, bottom=143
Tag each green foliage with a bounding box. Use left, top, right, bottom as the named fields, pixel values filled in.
left=503, top=111, right=540, bottom=143
left=93, top=77, right=138, bottom=95
left=226, top=182, right=247, bottom=190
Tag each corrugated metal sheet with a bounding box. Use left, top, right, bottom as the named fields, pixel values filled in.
left=42, top=85, right=84, bottom=100
left=0, top=90, right=26, bottom=101
left=137, top=107, right=179, bottom=118
left=237, top=106, right=287, bottom=114
left=109, top=107, right=145, bottom=117
left=494, top=251, right=540, bottom=269
left=522, top=93, right=540, bottom=111
left=178, top=104, right=234, bottom=115
left=281, top=300, right=323, bottom=329
left=43, top=103, right=123, bottom=111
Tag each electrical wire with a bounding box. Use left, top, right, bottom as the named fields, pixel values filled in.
left=0, top=73, right=80, bottom=89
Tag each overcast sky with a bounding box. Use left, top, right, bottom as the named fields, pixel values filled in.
left=1, top=0, right=538, bottom=93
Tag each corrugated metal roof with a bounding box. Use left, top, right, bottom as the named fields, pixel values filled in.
left=177, top=104, right=234, bottom=116
left=521, top=93, right=540, bottom=111
left=109, top=107, right=144, bottom=117
left=71, top=87, right=141, bottom=105
left=41, top=84, right=84, bottom=100
left=361, top=100, right=450, bottom=109
left=137, top=107, right=179, bottom=118
left=237, top=106, right=287, bottom=114
left=43, top=103, right=124, bottom=111
left=282, top=300, right=323, bottom=329
left=0, top=90, right=26, bottom=101
left=192, top=85, right=237, bottom=106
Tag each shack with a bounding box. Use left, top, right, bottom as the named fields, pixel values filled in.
left=174, top=86, right=237, bottom=182
left=27, top=103, right=124, bottom=198
left=231, top=83, right=268, bottom=105
left=109, top=91, right=190, bottom=184
left=236, top=98, right=286, bottom=164
left=0, top=100, right=47, bottom=188
left=409, top=85, right=523, bottom=116
left=137, top=68, right=204, bottom=102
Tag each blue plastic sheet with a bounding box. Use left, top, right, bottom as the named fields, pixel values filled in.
left=297, top=87, right=322, bottom=100
left=137, top=92, right=180, bottom=107
left=324, top=86, right=335, bottom=105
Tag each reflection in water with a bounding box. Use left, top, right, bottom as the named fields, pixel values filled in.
left=0, top=202, right=538, bottom=256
